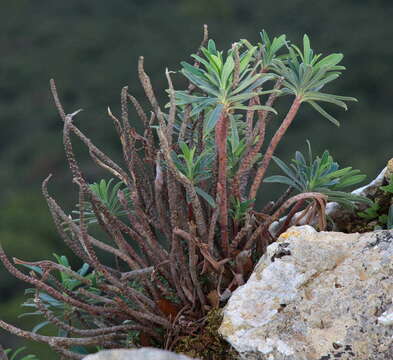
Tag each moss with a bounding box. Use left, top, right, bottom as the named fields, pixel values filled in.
left=174, top=308, right=238, bottom=360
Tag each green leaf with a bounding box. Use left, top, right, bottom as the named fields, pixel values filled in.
left=9, top=347, right=26, bottom=360
left=324, top=166, right=354, bottom=179
left=239, top=46, right=257, bottom=72
left=230, top=105, right=277, bottom=114
left=70, top=346, right=90, bottom=355
left=334, top=174, right=366, bottom=188
left=18, top=311, right=43, bottom=319
left=221, top=55, right=235, bottom=88
left=179, top=141, right=191, bottom=160
left=322, top=189, right=373, bottom=206
left=32, top=321, right=50, bottom=334
left=59, top=255, right=70, bottom=267
left=196, top=187, right=216, bottom=208
left=18, top=263, right=43, bottom=275
left=181, top=69, right=219, bottom=96
left=204, top=104, right=223, bottom=134
left=78, top=263, right=90, bottom=277
left=263, top=175, right=300, bottom=189
left=190, top=98, right=216, bottom=117
left=387, top=204, right=393, bottom=229
left=271, top=156, right=299, bottom=182
left=38, top=292, right=63, bottom=307
left=315, top=53, right=344, bottom=68
left=207, top=39, right=217, bottom=55
left=380, top=176, right=393, bottom=194
left=304, top=92, right=350, bottom=109
left=191, top=54, right=218, bottom=76
left=175, top=91, right=208, bottom=105
left=303, top=34, right=311, bottom=64
left=180, top=61, right=206, bottom=77
left=227, top=92, right=259, bottom=103
left=231, top=73, right=275, bottom=95
left=201, top=48, right=221, bottom=74
left=308, top=101, right=340, bottom=126
left=229, top=114, right=240, bottom=150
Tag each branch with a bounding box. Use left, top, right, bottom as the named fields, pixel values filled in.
left=249, top=96, right=302, bottom=200
left=244, top=192, right=327, bottom=250
left=158, top=128, right=207, bottom=238
left=215, top=111, right=230, bottom=256
left=0, top=319, right=120, bottom=359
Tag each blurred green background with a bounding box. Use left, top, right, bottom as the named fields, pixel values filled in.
left=1, top=0, right=392, bottom=358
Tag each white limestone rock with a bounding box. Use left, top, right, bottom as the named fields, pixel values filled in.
left=378, top=299, right=393, bottom=326
left=219, top=226, right=393, bottom=360
left=82, top=348, right=197, bottom=360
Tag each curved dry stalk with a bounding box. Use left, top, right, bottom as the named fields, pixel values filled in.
left=165, top=68, right=177, bottom=144
left=229, top=214, right=254, bottom=254
left=0, top=319, right=121, bottom=359
left=232, top=43, right=240, bottom=89
left=0, top=246, right=115, bottom=316
left=154, top=156, right=172, bottom=238
left=138, top=57, right=166, bottom=127
left=244, top=192, right=328, bottom=250
left=44, top=175, right=143, bottom=270
left=276, top=198, right=306, bottom=236
left=174, top=228, right=229, bottom=275
left=13, top=259, right=92, bottom=286
left=33, top=291, right=157, bottom=339
left=70, top=122, right=129, bottom=184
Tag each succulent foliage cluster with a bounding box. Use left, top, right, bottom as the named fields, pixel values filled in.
left=0, top=27, right=366, bottom=359
left=357, top=175, right=393, bottom=230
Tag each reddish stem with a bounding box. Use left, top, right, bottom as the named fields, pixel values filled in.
left=249, top=97, right=302, bottom=200
left=243, top=192, right=326, bottom=250
left=215, top=110, right=229, bottom=257
left=276, top=198, right=306, bottom=236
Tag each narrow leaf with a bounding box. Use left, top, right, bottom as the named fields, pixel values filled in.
left=196, top=187, right=216, bottom=208
left=308, top=101, right=340, bottom=126
left=204, top=104, right=224, bottom=134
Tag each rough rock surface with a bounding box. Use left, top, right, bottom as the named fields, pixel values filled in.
left=82, top=348, right=197, bottom=360
left=219, top=226, right=393, bottom=360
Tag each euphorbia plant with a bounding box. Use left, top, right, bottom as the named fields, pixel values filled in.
left=0, top=26, right=365, bottom=359
left=265, top=140, right=371, bottom=234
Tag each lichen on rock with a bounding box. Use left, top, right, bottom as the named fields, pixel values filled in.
left=219, top=225, right=393, bottom=360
